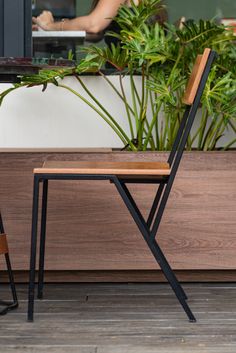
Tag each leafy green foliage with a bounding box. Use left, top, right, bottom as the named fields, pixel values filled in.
left=113, top=0, right=163, bottom=30
left=0, top=0, right=235, bottom=150
left=80, top=44, right=129, bottom=71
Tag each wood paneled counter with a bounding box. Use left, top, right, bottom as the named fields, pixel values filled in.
left=0, top=149, right=235, bottom=281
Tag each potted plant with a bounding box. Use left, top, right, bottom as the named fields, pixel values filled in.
left=0, top=0, right=235, bottom=279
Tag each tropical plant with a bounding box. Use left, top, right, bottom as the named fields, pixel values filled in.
left=0, top=0, right=236, bottom=151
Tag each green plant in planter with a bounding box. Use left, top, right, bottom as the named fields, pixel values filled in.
left=0, top=0, right=236, bottom=151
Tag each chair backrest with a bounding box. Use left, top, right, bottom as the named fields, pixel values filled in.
left=182, top=48, right=211, bottom=105
left=151, top=49, right=217, bottom=238
left=168, top=48, right=217, bottom=167
left=152, top=48, right=217, bottom=236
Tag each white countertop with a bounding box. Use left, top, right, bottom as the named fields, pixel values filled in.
left=32, top=31, right=86, bottom=38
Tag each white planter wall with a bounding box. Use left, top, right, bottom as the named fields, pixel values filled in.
left=0, top=76, right=235, bottom=148
left=0, top=76, right=134, bottom=148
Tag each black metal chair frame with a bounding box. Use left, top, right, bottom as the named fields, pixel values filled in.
left=28, top=50, right=217, bottom=322
left=0, top=213, right=18, bottom=315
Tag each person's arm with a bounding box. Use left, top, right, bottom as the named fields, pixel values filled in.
left=33, top=0, right=127, bottom=32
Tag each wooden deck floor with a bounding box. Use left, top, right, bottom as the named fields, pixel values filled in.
left=1, top=283, right=236, bottom=352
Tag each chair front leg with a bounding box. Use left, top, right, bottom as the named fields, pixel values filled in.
left=115, top=179, right=188, bottom=301
left=28, top=176, right=40, bottom=322
left=113, top=177, right=195, bottom=322
left=148, top=238, right=195, bottom=322
left=38, top=179, right=48, bottom=299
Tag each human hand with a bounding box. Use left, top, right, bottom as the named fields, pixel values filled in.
left=32, top=11, right=55, bottom=31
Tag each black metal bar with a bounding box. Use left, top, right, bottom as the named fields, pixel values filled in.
left=5, top=253, right=18, bottom=304
left=38, top=179, right=48, bottom=299
left=147, top=183, right=165, bottom=228
left=35, top=174, right=114, bottom=181
left=119, top=182, right=147, bottom=227
left=150, top=239, right=194, bottom=321
left=168, top=106, right=191, bottom=166
left=0, top=213, right=18, bottom=315
left=28, top=175, right=41, bottom=322
left=0, top=212, right=4, bottom=234
left=1, top=253, right=19, bottom=315
left=118, top=184, right=187, bottom=304
left=115, top=177, right=168, bottom=184
left=115, top=178, right=187, bottom=301
left=151, top=51, right=217, bottom=239
left=113, top=178, right=193, bottom=320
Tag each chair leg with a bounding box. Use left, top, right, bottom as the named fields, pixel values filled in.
left=113, top=178, right=195, bottom=322
left=118, top=181, right=188, bottom=301
left=38, top=180, right=48, bottom=299
left=28, top=176, right=40, bottom=322
left=149, top=239, right=195, bottom=322
left=151, top=238, right=188, bottom=301
left=0, top=253, right=19, bottom=315
left=0, top=214, right=18, bottom=315
left=0, top=213, right=18, bottom=315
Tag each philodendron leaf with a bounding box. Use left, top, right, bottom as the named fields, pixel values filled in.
left=114, top=0, right=163, bottom=30
left=0, top=67, right=76, bottom=105
left=202, top=67, right=236, bottom=116
left=81, top=44, right=129, bottom=71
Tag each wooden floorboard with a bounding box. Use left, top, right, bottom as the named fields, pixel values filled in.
left=1, top=283, right=236, bottom=352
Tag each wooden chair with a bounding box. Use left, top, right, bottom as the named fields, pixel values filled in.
left=0, top=213, right=18, bottom=315
left=28, top=48, right=217, bottom=322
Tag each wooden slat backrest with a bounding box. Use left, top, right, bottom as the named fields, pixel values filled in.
left=182, top=48, right=211, bottom=105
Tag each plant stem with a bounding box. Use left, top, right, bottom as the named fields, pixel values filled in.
left=130, top=72, right=156, bottom=149
left=75, top=75, right=137, bottom=150
left=143, top=102, right=162, bottom=150
left=198, top=107, right=209, bottom=150
left=223, top=137, right=236, bottom=150
left=229, top=119, right=236, bottom=134
left=99, top=70, right=136, bottom=116
left=204, top=114, right=225, bottom=151
left=58, top=82, right=137, bottom=151
left=149, top=90, right=158, bottom=150
left=119, top=74, right=135, bottom=139
left=130, top=71, right=140, bottom=135
left=130, top=74, right=142, bottom=106
left=138, top=65, right=146, bottom=149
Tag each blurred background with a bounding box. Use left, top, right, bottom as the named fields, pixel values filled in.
left=32, top=0, right=236, bottom=22
left=32, top=0, right=236, bottom=58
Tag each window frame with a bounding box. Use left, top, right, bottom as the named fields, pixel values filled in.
left=0, top=0, right=32, bottom=57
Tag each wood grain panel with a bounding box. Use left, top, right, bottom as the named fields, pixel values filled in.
left=0, top=150, right=235, bottom=278
left=0, top=233, right=8, bottom=254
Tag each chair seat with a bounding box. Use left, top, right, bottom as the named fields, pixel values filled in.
left=34, top=161, right=171, bottom=176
